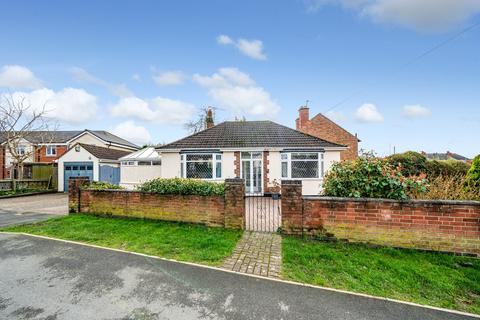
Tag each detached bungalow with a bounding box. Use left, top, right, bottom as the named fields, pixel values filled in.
left=156, top=121, right=346, bottom=195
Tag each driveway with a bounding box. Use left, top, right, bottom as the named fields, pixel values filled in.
left=0, top=233, right=476, bottom=320
left=0, top=193, right=67, bottom=227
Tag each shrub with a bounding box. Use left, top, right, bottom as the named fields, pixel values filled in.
left=465, top=155, right=480, bottom=190
left=138, top=178, right=225, bottom=196
left=84, top=181, right=124, bottom=190
left=425, top=159, right=470, bottom=177
left=323, top=156, right=427, bottom=200
left=409, top=175, right=480, bottom=201
left=385, top=151, right=427, bottom=177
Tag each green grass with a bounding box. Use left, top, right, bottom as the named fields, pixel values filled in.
left=282, top=237, right=480, bottom=315
left=3, top=214, right=242, bottom=266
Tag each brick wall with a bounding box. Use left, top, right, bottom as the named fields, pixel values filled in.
left=296, top=107, right=358, bottom=161
left=281, top=180, right=480, bottom=256
left=35, top=145, right=68, bottom=163
left=263, top=151, right=270, bottom=192
left=0, top=146, right=5, bottom=179
left=69, top=177, right=245, bottom=229
left=234, top=151, right=240, bottom=177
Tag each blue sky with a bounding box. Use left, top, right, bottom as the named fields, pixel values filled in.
left=0, top=0, right=479, bottom=157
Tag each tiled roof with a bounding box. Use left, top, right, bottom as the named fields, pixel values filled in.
left=86, top=130, right=139, bottom=149
left=80, top=144, right=131, bottom=160
left=0, top=130, right=139, bottom=149
left=157, top=121, right=345, bottom=150
left=425, top=152, right=470, bottom=161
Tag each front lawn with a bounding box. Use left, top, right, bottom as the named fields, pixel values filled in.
left=3, top=214, right=242, bottom=266
left=282, top=237, right=480, bottom=315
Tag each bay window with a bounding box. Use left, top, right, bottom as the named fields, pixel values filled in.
left=281, top=152, right=324, bottom=179
left=181, top=153, right=222, bottom=179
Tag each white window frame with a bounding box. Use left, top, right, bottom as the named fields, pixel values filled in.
left=16, top=146, right=26, bottom=156
left=281, top=152, right=324, bottom=180
left=180, top=153, right=222, bottom=180
left=46, top=145, right=57, bottom=157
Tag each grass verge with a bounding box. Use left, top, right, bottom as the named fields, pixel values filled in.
left=2, top=214, right=242, bottom=266
left=282, top=237, right=480, bottom=315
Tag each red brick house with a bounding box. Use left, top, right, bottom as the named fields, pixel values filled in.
left=295, top=106, right=359, bottom=161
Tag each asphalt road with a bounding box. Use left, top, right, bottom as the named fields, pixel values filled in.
left=0, top=193, right=67, bottom=227
left=0, top=233, right=476, bottom=320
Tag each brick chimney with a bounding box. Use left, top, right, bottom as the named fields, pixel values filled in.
left=296, top=106, right=310, bottom=130
left=205, top=107, right=214, bottom=129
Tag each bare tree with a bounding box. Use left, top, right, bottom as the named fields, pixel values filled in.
left=0, top=94, right=55, bottom=179
left=184, top=106, right=216, bottom=134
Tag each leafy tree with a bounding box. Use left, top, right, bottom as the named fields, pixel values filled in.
left=465, top=155, right=480, bottom=189
left=385, top=151, right=427, bottom=177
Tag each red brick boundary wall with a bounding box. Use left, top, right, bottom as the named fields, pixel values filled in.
left=69, top=177, right=245, bottom=229
left=282, top=180, right=480, bottom=256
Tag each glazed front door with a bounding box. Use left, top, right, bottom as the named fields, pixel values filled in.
left=241, top=152, right=263, bottom=194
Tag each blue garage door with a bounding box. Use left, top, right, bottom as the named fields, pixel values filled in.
left=64, top=162, right=94, bottom=192
left=99, top=165, right=120, bottom=185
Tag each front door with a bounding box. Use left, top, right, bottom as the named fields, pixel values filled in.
left=241, top=152, right=263, bottom=195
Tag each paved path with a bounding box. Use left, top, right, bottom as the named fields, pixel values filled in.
left=1, top=234, right=476, bottom=320
left=0, top=193, right=67, bottom=227
left=222, top=231, right=282, bottom=278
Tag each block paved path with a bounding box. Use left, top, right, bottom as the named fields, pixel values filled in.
left=222, top=231, right=282, bottom=278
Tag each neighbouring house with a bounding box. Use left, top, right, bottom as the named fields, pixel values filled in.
left=422, top=151, right=472, bottom=163
left=119, top=147, right=162, bottom=190
left=58, top=143, right=131, bottom=192
left=0, top=130, right=139, bottom=179
left=295, top=106, right=359, bottom=161
left=156, top=120, right=346, bottom=195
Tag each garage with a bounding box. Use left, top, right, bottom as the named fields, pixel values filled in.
left=57, top=143, right=130, bottom=192
left=63, top=162, right=93, bottom=191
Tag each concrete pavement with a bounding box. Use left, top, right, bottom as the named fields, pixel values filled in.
left=0, top=193, right=67, bottom=227
left=0, top=233, right=477, bottom=320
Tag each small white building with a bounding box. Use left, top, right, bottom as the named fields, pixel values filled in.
left=119, top=147, right=162, bottom=190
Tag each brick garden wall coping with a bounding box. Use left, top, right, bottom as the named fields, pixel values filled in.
left=302, top=195, right=480, bottom=206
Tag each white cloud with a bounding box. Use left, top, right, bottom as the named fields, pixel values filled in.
left=325, top=110, right=347, bottom=122
left=69, top=66, right=132, bottom=97
left=305, top=0, right=480, bottom=32
left=354, top=103, right=384, bottom=123
left=217, top=35, right=267, bottom=60
left=0, top=65, right=42, bottom=89
left=109, top=96, right=195, bottom=125
left=152, top=71, right=186, bottom=86
left=402, top=104, right=431, bottom=118
left=111, top=121, right=152, bottom=146
left=193, top=67, right=280, bottom=117
left=217, top=34, right=233, bottom=45
left=132, top=74, right=141, bottom=81
left=8, top=87, right=98, bottom=124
